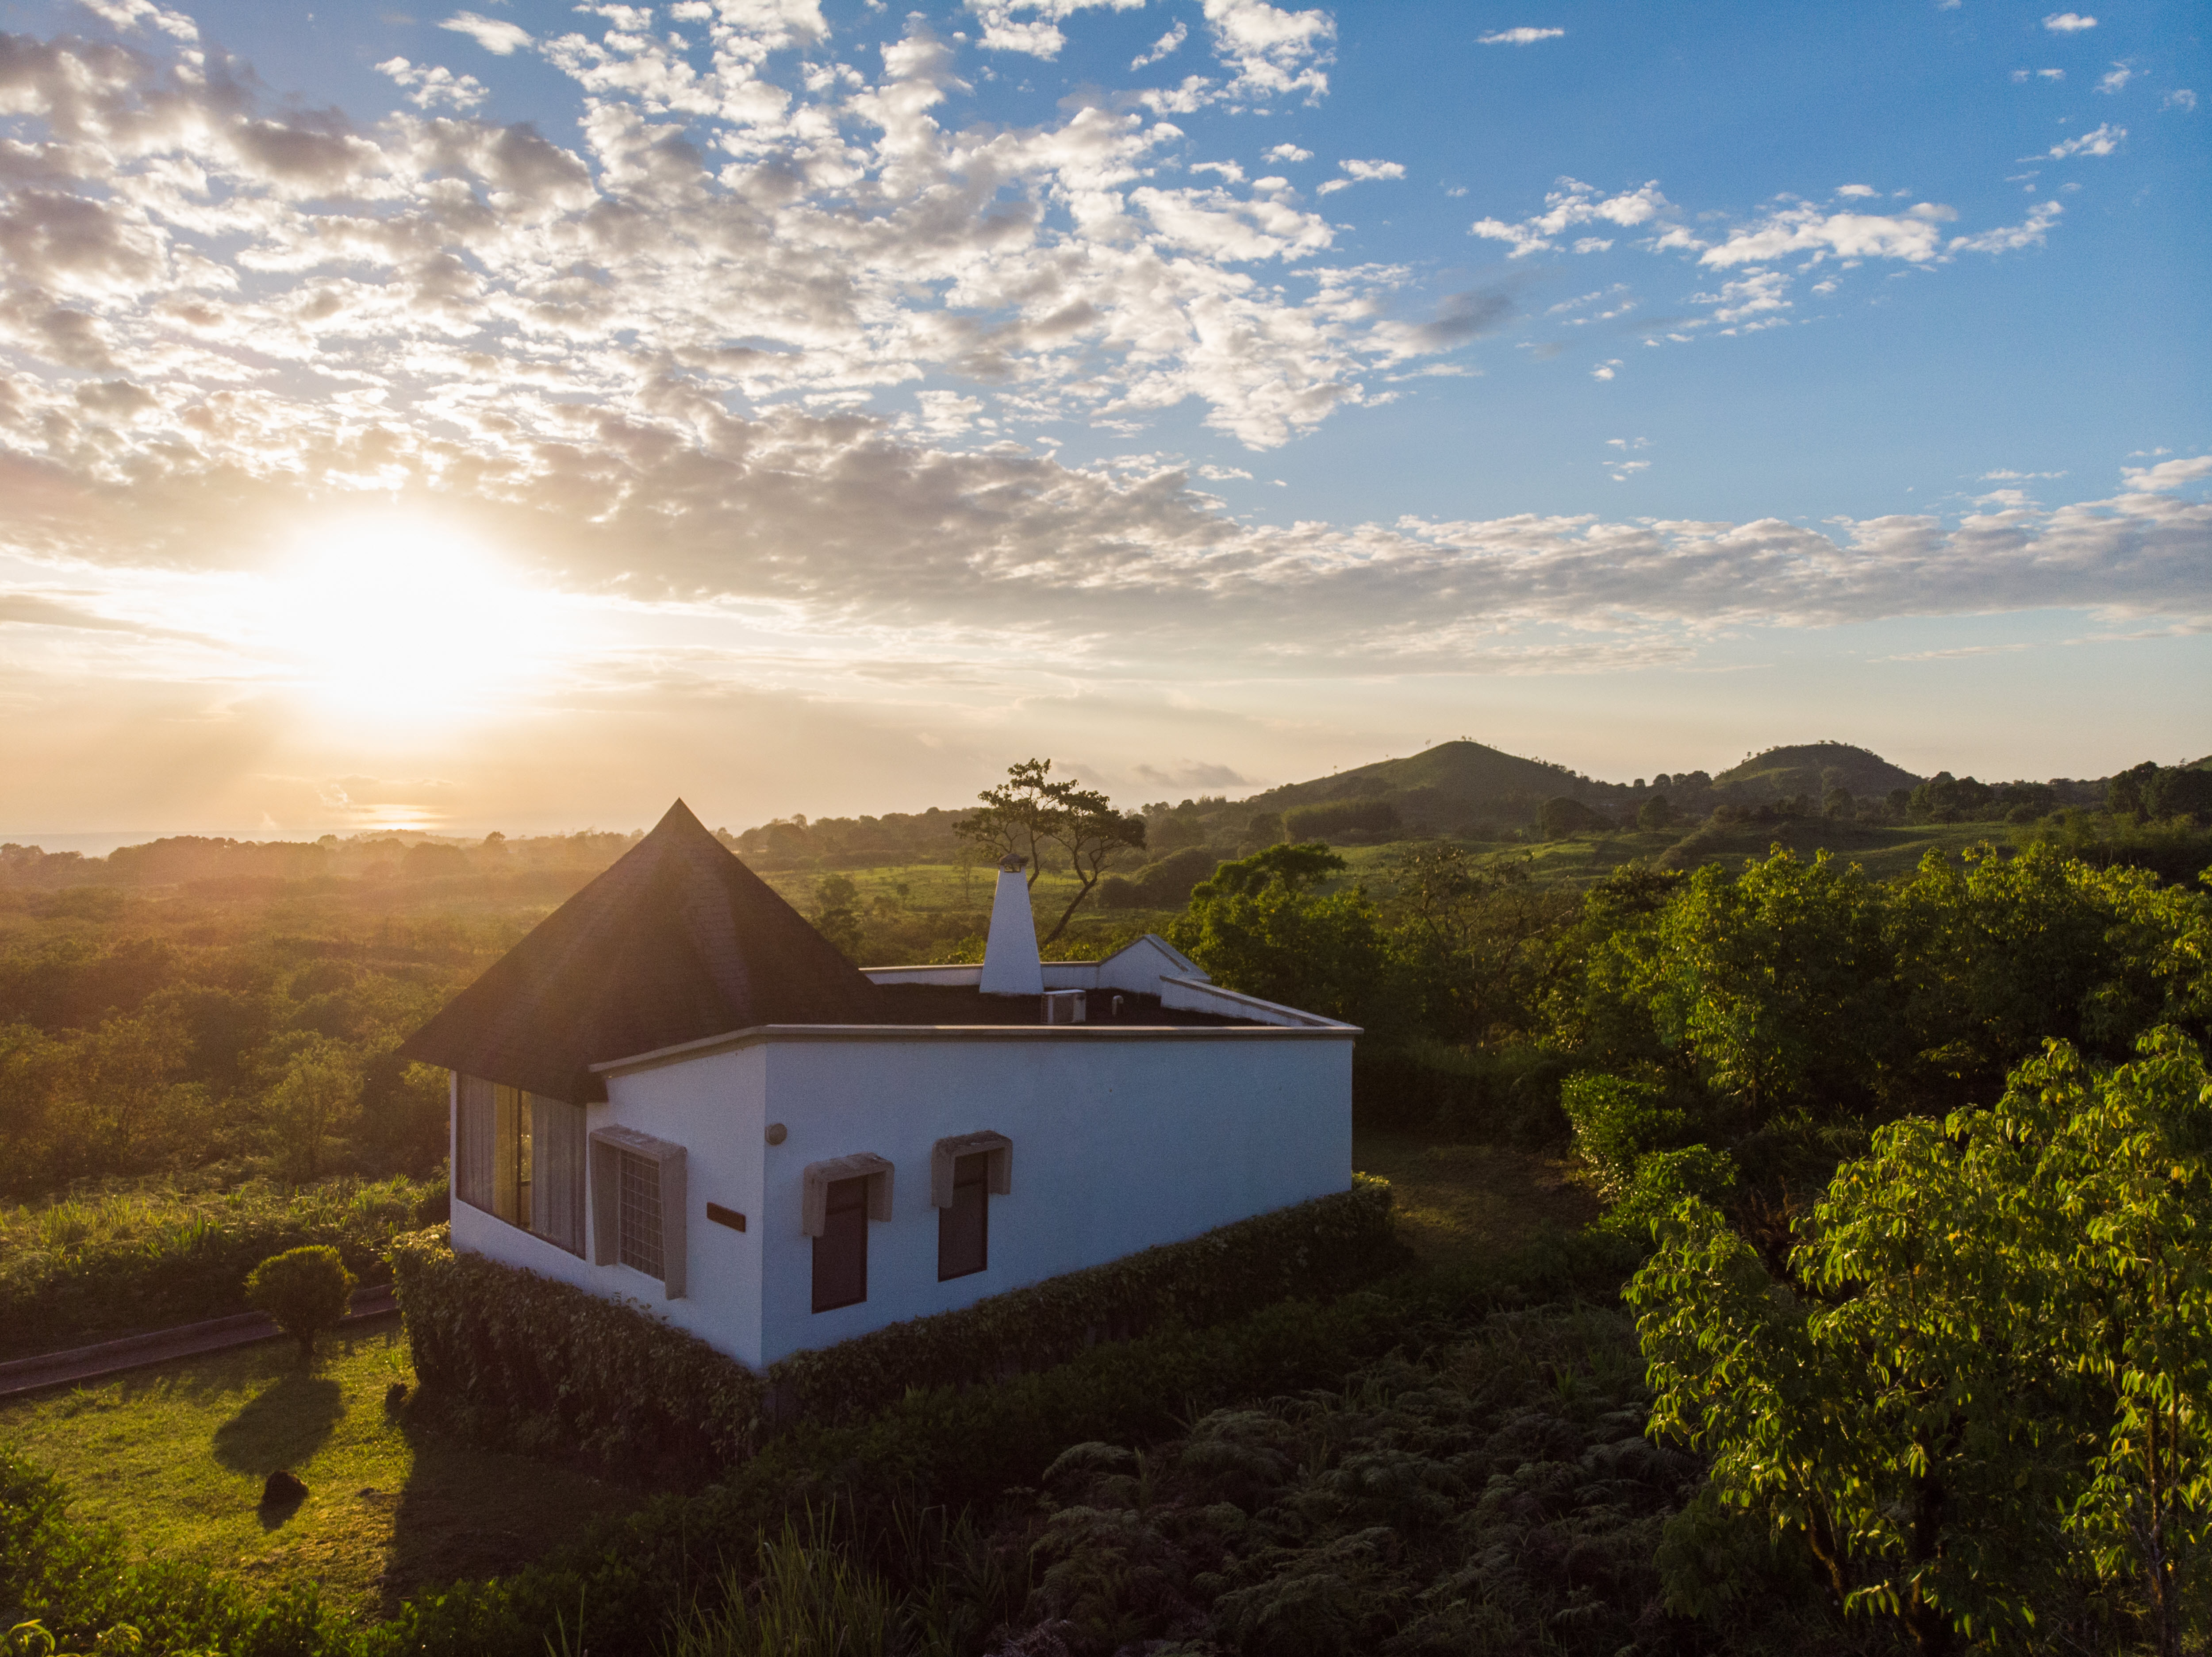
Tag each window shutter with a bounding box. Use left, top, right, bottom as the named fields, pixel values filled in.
left=588, top=1125, right=687, bottom=1299
left=801, top=1153, right=894, bottom=1235
left=929, top=1131, right=1011, bottom=1207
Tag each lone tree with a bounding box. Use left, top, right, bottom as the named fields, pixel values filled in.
left=958, top=758, right=1146, bottom=949
left=246, top=1245, right=356, bottom=1366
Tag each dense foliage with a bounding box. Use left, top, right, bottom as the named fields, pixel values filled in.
left=1632, top=1030, right=2212, bottom=1654
left=0, top=1174, right=437, bottom=1360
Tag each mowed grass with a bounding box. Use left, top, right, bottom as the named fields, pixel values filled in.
left=1352, top=1130, right=1600, bottom=1268
left=0, top=1323, right=637, bottom=1619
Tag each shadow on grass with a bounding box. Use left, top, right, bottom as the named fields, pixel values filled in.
left=211, top=1371, right=344, bottom=1486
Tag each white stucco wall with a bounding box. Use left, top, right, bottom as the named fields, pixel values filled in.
left=450, top=1023, right=1352, bottom=1371
left=748, top=1029, right=1352, bottom=1364
left=450, top=1043, right=776, bottom=1366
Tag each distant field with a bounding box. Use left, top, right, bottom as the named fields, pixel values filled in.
left=751, top=820, right=2040, bottom=970
left=0, top=1325, right=635, bottom=1619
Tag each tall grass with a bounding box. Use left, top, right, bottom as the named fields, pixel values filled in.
left=664, top=1518, right=899, bottom=1657
left=0, top=1175, right=438, bottom=1359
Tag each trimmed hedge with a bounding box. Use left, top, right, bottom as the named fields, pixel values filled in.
left=390, top=1231, right=767, bottom=1482
left=390, top=1177, right=1402, bottom=1480
left=771, top=1173, right=1402, bottom=1425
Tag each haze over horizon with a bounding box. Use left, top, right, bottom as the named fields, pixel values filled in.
left=1, top=0, right=2204, bottom=842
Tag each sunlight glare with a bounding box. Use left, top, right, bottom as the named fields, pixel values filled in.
left=267, top=518, right=561, bottom=719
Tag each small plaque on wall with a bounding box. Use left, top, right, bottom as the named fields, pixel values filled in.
left=706, top=1202, right=747, bottom=1232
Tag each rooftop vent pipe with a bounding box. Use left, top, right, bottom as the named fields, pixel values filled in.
left=980, top=856, right=1044, bottom=996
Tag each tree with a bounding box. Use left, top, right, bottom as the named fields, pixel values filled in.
left=811, top=872, right=864, bottom=961
left=1631, top=1029, right=2212, bottom=1653
left=245, top=1245, right=356, bottom=1365
left=265, top=1039, right=361, bottom=1182
left=956, top=759, right=1147, bottom=949
left=1636, top=794, right=1677, bottom=832
left=2109, top=761, right=2162, bottom=823
left=1167, top=844, right=1397, bottom=1029
left=1537, top=796, right=1606, bottom=838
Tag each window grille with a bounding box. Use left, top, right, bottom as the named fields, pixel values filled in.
left=618, top=1149, right=664, bottom=1280
left=589, top=1125, right=687, bottom=1299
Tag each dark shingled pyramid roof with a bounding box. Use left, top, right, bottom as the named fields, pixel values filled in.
left=399, top=799, right=884, bottom=1102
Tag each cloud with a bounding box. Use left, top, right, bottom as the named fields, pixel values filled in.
left=1317, top=156, right=1402, bottom=194
left=2121, top=454, right=2212, bottom=492
left=376, top=56, right=490, bottom=112
left=440, top=11, right=534, bottom=54
left=2014, top=67, right=2065, bottom=81
left=1202, top=0, right=1336, bottom=104
left=2096, top=62, right=2133, bottom=93
left=1478, top=27, right=1564, bottom=45
left=1132, top=21, right=1187, bottom=68
left=1590, top=359, right=1621, bottom=380
left=1836, top=183, right=1878, bottom=197
left=1470, top=178, right=1671, bottom=257
left=2042, top=12, right=2096, bottom=31
left=1263, top=143, right=1312, bottom=163
left=2166, top=89, right=2198, bottom=111
left=1981, top=469, right=2067, bottom=481
left=2037, top=123, right=2126, bottom=158
left=1132, top=760, right=1252, bottom=788
left=967, top=0, right=1146, bottom=61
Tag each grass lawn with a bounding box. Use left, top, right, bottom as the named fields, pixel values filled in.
left=0, top=1323, right=636, bottom=1620
left=1352, top=1130, right=1600, bottom=1269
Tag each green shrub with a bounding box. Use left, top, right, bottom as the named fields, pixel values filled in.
left=1560, top=1071, right=1692, bottom=1195
left=244, top=1245, right=356, bottom=1364
left=0, top=1175, right=437, bottom=1361
left=1596, top=1146, right=1739, bottom=1240
left=391, top=1180, right=1404, bottom=1483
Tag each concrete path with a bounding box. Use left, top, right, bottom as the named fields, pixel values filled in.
left=0, top=1286, right=401, bottom=1400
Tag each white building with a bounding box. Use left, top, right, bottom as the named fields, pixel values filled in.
left=400, top=801, right=1356, bottom=1370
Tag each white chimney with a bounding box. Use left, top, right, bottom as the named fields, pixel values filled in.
left=979, top=857, right=1044, bottom=996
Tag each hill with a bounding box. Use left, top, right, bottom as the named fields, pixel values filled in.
left=1712, top=742, right=1923, bottom=800
left=1243, top=740, right=1589, bottom=822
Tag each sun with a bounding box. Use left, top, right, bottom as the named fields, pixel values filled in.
left=265, top=515, right=560, bottom=719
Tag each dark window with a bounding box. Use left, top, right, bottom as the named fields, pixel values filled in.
left=937, top=1152, right=990, bottom=1281
left=618, top=1150, right=664, bottom=1280
left=812, top=1175, right=868, bottom=1311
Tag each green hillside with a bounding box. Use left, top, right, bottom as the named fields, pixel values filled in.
left=1244, top=739, right=1590, bottom=815
left=1712, top=741, right=1923, bottom=800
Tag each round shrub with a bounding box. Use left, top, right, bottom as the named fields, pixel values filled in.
left=245, top=1244, right=355, bottom=1364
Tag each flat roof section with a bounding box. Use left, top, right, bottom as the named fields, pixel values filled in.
left=869, top=986, right=1259, bottom=1028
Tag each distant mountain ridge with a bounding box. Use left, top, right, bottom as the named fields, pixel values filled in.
left=1242, top=738, right=1942, bottom=837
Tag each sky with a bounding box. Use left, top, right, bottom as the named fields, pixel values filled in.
left=0, top=0, right=2205, bottom=842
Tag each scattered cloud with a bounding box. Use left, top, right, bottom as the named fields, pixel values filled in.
left=1131, top=19, right=1187, bottom=68
left=1470, top=178, right=1671, bottom=257
left=1981, top=469, right=2068, bottom=481
left=439, top=10, right=533, bottom=54
left=2012, top=67, right=2066, bottom=81
left=375, top=56, right=489, bottom=111
left=1263, top=143, right=1313, bottom=162
left=2096, top=62, right=2134, bottom=93
left=2036, top=123, right=2126, bottom=158
left=2165, top=89, right=2198, bottom=111
left=1133, top=760, right=1252, bottom=789
left=2122, top=454, right=2212, bottom=492
left=1591, top=359, right=1622, bottom=380
left=1836, top=183, right=1878, bottom=197
left=1317, top=157, right=1404, bottom=194
left=1478, top=27, right=1564, bottom=45
left=2042, top=12, right=2097, bottom=31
